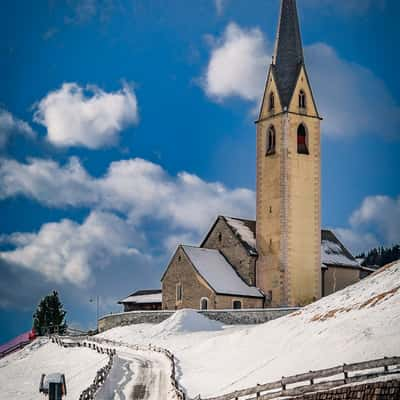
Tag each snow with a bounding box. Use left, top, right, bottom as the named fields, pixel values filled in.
left=0, top=338, right=108, bottom=399
left=224, top=217, right=257, bottom=254
left=120, top=292, right=162, bottom=304
left=182, top=245, right=263, bottom=297
left=99, top=262, right=400, bottom=398
left=321, top=239, right=360, bottom=267
left=151, top=309, right=223, bottom=336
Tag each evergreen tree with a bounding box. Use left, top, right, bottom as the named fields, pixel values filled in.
left=358, top=243, right=400, bottom=267
left=33, top=291, right=67, bottom=335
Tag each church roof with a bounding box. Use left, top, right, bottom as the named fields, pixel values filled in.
left=203, top=216, right=360, bottom=269
left=224, top=216, right=257, bottom=256
left=321, top=230, right=360, bottom=268
left=273, top=0, right=304, bottom=109
left=181, top=245, right=264, bottom=298
left=118, top=289, right=162, bottom=304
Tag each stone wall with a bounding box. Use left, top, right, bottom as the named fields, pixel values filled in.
left=98, top=307, right=299, bottom=332
left=291, top=380, right=400, bottom=400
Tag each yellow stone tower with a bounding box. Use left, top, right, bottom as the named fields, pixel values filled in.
left=256, top=0, right=322, bottom=306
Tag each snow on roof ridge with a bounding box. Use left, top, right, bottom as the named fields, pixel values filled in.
left=181, top=245, right=263, bottom=298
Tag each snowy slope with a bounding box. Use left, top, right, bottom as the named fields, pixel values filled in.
left=0, top=338, right=108, bottom=399
left=99, top=262, right=400, bottom=398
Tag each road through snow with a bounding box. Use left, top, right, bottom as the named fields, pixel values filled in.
left=95, top=347, right=172, bottom=400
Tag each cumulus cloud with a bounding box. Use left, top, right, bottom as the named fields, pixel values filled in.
left=0, top=156, right=255, bottom=234
left=203, top=23, right=270, bottom=101
left=201, top=23, right=399, bottom=138
left=333, top=195, right=400, bottom=255
left=33, top=82, right=138, bottom=149
left=0, top=108, right=35, bottom=149
left=306, top=44, right=400, bottom=138
left=0, top=211, right=144, bottom=287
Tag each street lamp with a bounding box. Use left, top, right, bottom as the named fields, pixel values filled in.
left=89, top=296, right=99, bottom=332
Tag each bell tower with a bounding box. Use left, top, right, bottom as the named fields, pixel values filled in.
left=256, top=0, right=322, bottom=306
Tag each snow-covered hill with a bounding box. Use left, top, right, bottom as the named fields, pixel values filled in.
left=0, top=338, right=108, bottom=399
left=99, top=262, right=400, bottom=398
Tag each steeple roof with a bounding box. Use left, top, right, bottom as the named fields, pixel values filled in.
left=272, top=0, right=304, bottom=108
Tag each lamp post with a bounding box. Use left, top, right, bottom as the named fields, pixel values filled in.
left=89, top=296, right=99, bottom=332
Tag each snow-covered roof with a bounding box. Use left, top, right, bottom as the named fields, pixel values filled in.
left=119, top=289, right=162, bottom=304
left=224, top=217, right=257, bottom=256
left=182, top=246, right=263, bottom=298
left=321, top=230, right=360, bottom=268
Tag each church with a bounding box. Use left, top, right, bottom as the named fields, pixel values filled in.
left=124, top=0, right=370, bottom=312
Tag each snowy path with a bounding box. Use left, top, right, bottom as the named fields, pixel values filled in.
left=95, top=347, right=172, bottom=400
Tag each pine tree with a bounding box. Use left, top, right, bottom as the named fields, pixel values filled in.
left=33, top=291, right=67, bottom=336
left=359, top=243, right=400, bottom=267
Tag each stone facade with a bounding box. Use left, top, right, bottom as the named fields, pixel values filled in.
left=256, top=54, right=321, bottom=307
left=322, top=266, right=360, bottom=297
left=290, top=380, right=400, bottom=400
left=98, top=308, right=298, bottom=332
left=202, top=217, right=257, bottom=286
left=161, top=246, right=263, bottom=310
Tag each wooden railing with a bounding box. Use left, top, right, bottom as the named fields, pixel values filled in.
left=195, top=356, right=400, bottom=400
left=0, top=340, right=31, bottom=358
left=52, top=336, right=116, bottom=400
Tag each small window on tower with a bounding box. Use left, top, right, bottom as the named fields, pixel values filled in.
left=266, top=126, right=276, bottom=156
left=269, top=92, right=275, bottom=111
left=218, top=232, right=222, bottom=242
left=297, top=124, right=309, bottom=155
left=299, top=90, right=306, bottom=109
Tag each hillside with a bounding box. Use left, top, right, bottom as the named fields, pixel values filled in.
left=0, top=338, right=109, bottom=399
left=99, top=262, right=400, bottom=398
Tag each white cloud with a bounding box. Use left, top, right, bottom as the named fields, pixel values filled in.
left=33, top=82, right=139, bottom=149
left=0, top=157, right=97, bottom=206
left=0, top=211, right=144, bottom=287
left=350, top=195, right=400, bottom=245
left=201, top=23, right=399, bottom=138
left=306, top=44, right=400, bottom=138
left=203, top=23, right=270, bottom=101
left=0, top=108, right=35, bottom=149
left=0, top=156, right=255, bottom=234
left=333, top=194, right=400, bottom=255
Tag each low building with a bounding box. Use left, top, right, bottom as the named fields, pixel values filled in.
left=118, top=289, right=162, bottom=312
left=321, top=230, right=363, bottom=296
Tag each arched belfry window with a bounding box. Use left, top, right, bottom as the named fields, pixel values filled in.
left=299, top=90, right=306, bottom=109
left=269, top=92, right=275, bottom=111
left=266, top=126, right=276, bottom=156
left=297, top=124, right=309, bottom=155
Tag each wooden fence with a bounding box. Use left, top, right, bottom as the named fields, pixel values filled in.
left=52, top=336, right=116, bottom=400
left=195, top=356, right=400, bottom=400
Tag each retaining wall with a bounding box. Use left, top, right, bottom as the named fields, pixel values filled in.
left=291, top=379, right=400, bottom=400
left=98, top=307, right=299, bottom=332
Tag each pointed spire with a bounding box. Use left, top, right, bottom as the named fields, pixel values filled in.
left=272, top=0, right=304, bottom=109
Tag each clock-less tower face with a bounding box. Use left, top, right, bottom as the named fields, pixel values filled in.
left=255, top=0, right=321, bottom=306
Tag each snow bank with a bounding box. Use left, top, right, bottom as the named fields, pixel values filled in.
left=151, top=309, right=223, bottom=336
left=99, top=262, right=400, bottom=398
left=0, top=338, right=108, bottom=399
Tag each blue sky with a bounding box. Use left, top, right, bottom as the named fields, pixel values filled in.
left=0, top=0, right=399, bottom=343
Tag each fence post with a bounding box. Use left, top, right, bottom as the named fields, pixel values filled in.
left=281, top=377, right=286, bottom=391
left=256, top=383, right=260, bottom=398
left=343, top=363, right=348, bottom=383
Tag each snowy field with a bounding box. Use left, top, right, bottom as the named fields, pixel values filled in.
left=99, top=262, right=400, bottom=398
left=0, top=262, right=398, bottom=399
left=0, top=338, right=108, bottom=399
